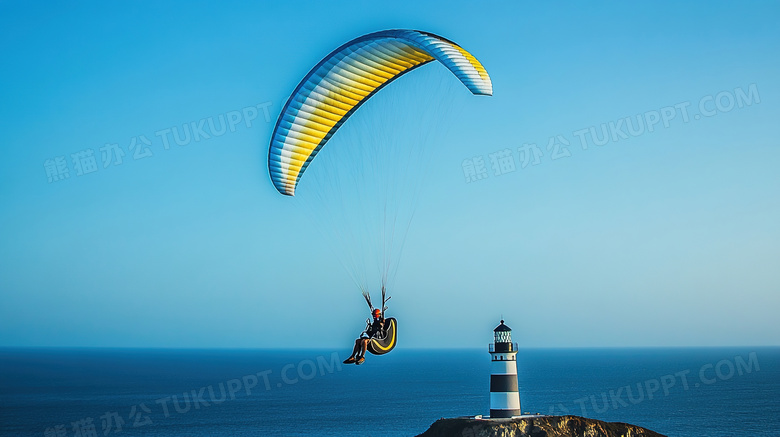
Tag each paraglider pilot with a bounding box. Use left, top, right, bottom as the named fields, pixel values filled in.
left=343, top=308, right=385, bottom=365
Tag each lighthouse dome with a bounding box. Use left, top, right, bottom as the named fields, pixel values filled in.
left=494, top=320, right=512, bottom=332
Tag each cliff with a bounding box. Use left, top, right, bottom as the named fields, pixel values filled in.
left=415, top=415, right=666, bottom=437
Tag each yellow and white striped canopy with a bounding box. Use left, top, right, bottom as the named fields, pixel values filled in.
left=268, top=29, right=492, bottom=196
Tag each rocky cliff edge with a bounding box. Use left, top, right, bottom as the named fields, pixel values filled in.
left=415, top=415, right=666, bottom=437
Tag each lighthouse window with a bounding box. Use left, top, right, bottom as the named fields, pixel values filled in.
left=495, top=331, right=511, bottom=343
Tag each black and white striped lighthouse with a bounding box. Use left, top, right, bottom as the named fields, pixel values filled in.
left=489, top=320, right=521, bottom=418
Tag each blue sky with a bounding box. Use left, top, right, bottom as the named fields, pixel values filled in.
left=1, top=1, right=778, bottom=348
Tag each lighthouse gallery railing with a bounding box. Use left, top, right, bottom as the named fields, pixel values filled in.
left=489, top=342, right=518, bottom=353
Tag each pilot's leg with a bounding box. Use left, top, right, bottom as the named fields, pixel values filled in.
left=358, top=338, right=369, bottom=357
left=343, top=339, right=362, bottom=364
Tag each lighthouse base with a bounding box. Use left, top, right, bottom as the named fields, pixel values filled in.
left=489, top=409, right=522, bottom=418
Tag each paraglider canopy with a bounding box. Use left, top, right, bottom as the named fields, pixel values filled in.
left=267, top=29, right=492, bottom=196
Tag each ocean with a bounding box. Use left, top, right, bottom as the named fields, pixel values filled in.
left=1, top=347, right=777, bottom=436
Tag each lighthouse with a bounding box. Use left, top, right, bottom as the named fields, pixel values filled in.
left=489, top=320, right=521, bottom=418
